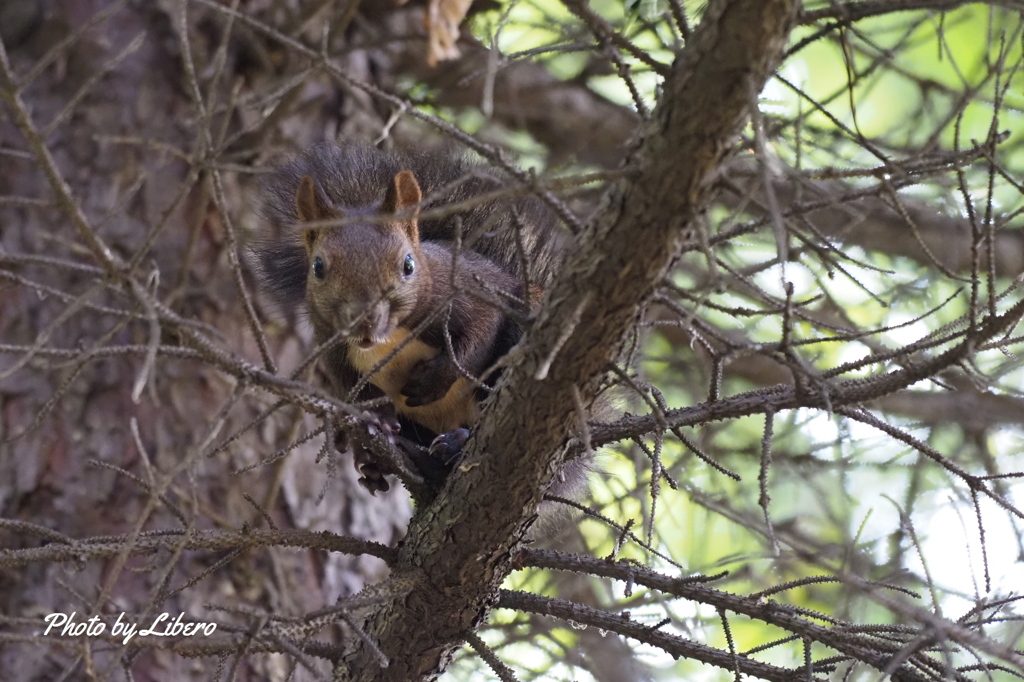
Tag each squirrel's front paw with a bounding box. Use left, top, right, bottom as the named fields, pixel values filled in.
left=351, top=410, right=402, bottom=495
left=363, top=409, right=401, bottom=443
left=401, top=357, right=456, bottom=407
left=333, top=428, right=350, bottom=455
left=353, top=446, right=390, bottom=494
left=428, top=427, right=471, bottom=467
left=334, top=410, right=399, bottom=455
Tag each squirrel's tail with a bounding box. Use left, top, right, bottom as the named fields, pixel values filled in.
left=251, top=238, right=308, bottom=309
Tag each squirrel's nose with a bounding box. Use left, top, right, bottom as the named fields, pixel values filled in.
left=368, top=301, right=390, bottom=336
left=350, top=301, right=390, bottom=345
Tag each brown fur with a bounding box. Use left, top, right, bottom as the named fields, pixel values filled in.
left=295, top=169, right=520, bottom=434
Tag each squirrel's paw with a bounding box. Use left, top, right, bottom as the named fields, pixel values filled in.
left=362, top=410, right=400, bottom=443
left=333, top=410, right=398, bottom=454
left=428, top=427, right=471, bottom=467
left=401, top=357, right=455, bottom=407
left=351, top=410, right=401, bottom=495
left=333, top=428, right=350, bottom=455
left=354, top=452, right=390, bottom=494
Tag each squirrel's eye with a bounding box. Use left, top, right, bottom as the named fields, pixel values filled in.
left=402, top=254, right=415, bottom=277
left=312, top=256, right=325, bottom=280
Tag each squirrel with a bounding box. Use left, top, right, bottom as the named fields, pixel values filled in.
left=255, top=143, right=583, bottom=498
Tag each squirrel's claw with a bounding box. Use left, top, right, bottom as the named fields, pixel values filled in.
left=353, top=444, right=392, bottom=494
left=428, top=427, right=471, bottom=467
left=360, top=410, right=400, bottom=443
left=356, top=469, right=390, bottom=495
left=333, top=428, right=350, bottom=454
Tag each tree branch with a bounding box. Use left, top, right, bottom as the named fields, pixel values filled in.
left=339, top=1, right=799, bottom=679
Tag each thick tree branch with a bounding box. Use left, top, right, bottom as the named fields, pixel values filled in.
left=340, top=1, right=798, bottom=679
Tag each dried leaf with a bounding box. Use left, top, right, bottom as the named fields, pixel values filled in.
left=425, top=0, right=473, bottom=66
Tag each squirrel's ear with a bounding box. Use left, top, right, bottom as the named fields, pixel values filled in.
left=297, top=176, right=339, bottom=254
left=382, top=170, right=422, bottom=215
left=295, top=175, right=337, bottom=223
left=382, top=170, right=422, bottom=243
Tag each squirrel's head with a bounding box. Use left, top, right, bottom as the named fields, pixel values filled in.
left=296, top=169, right=427, bottom=349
